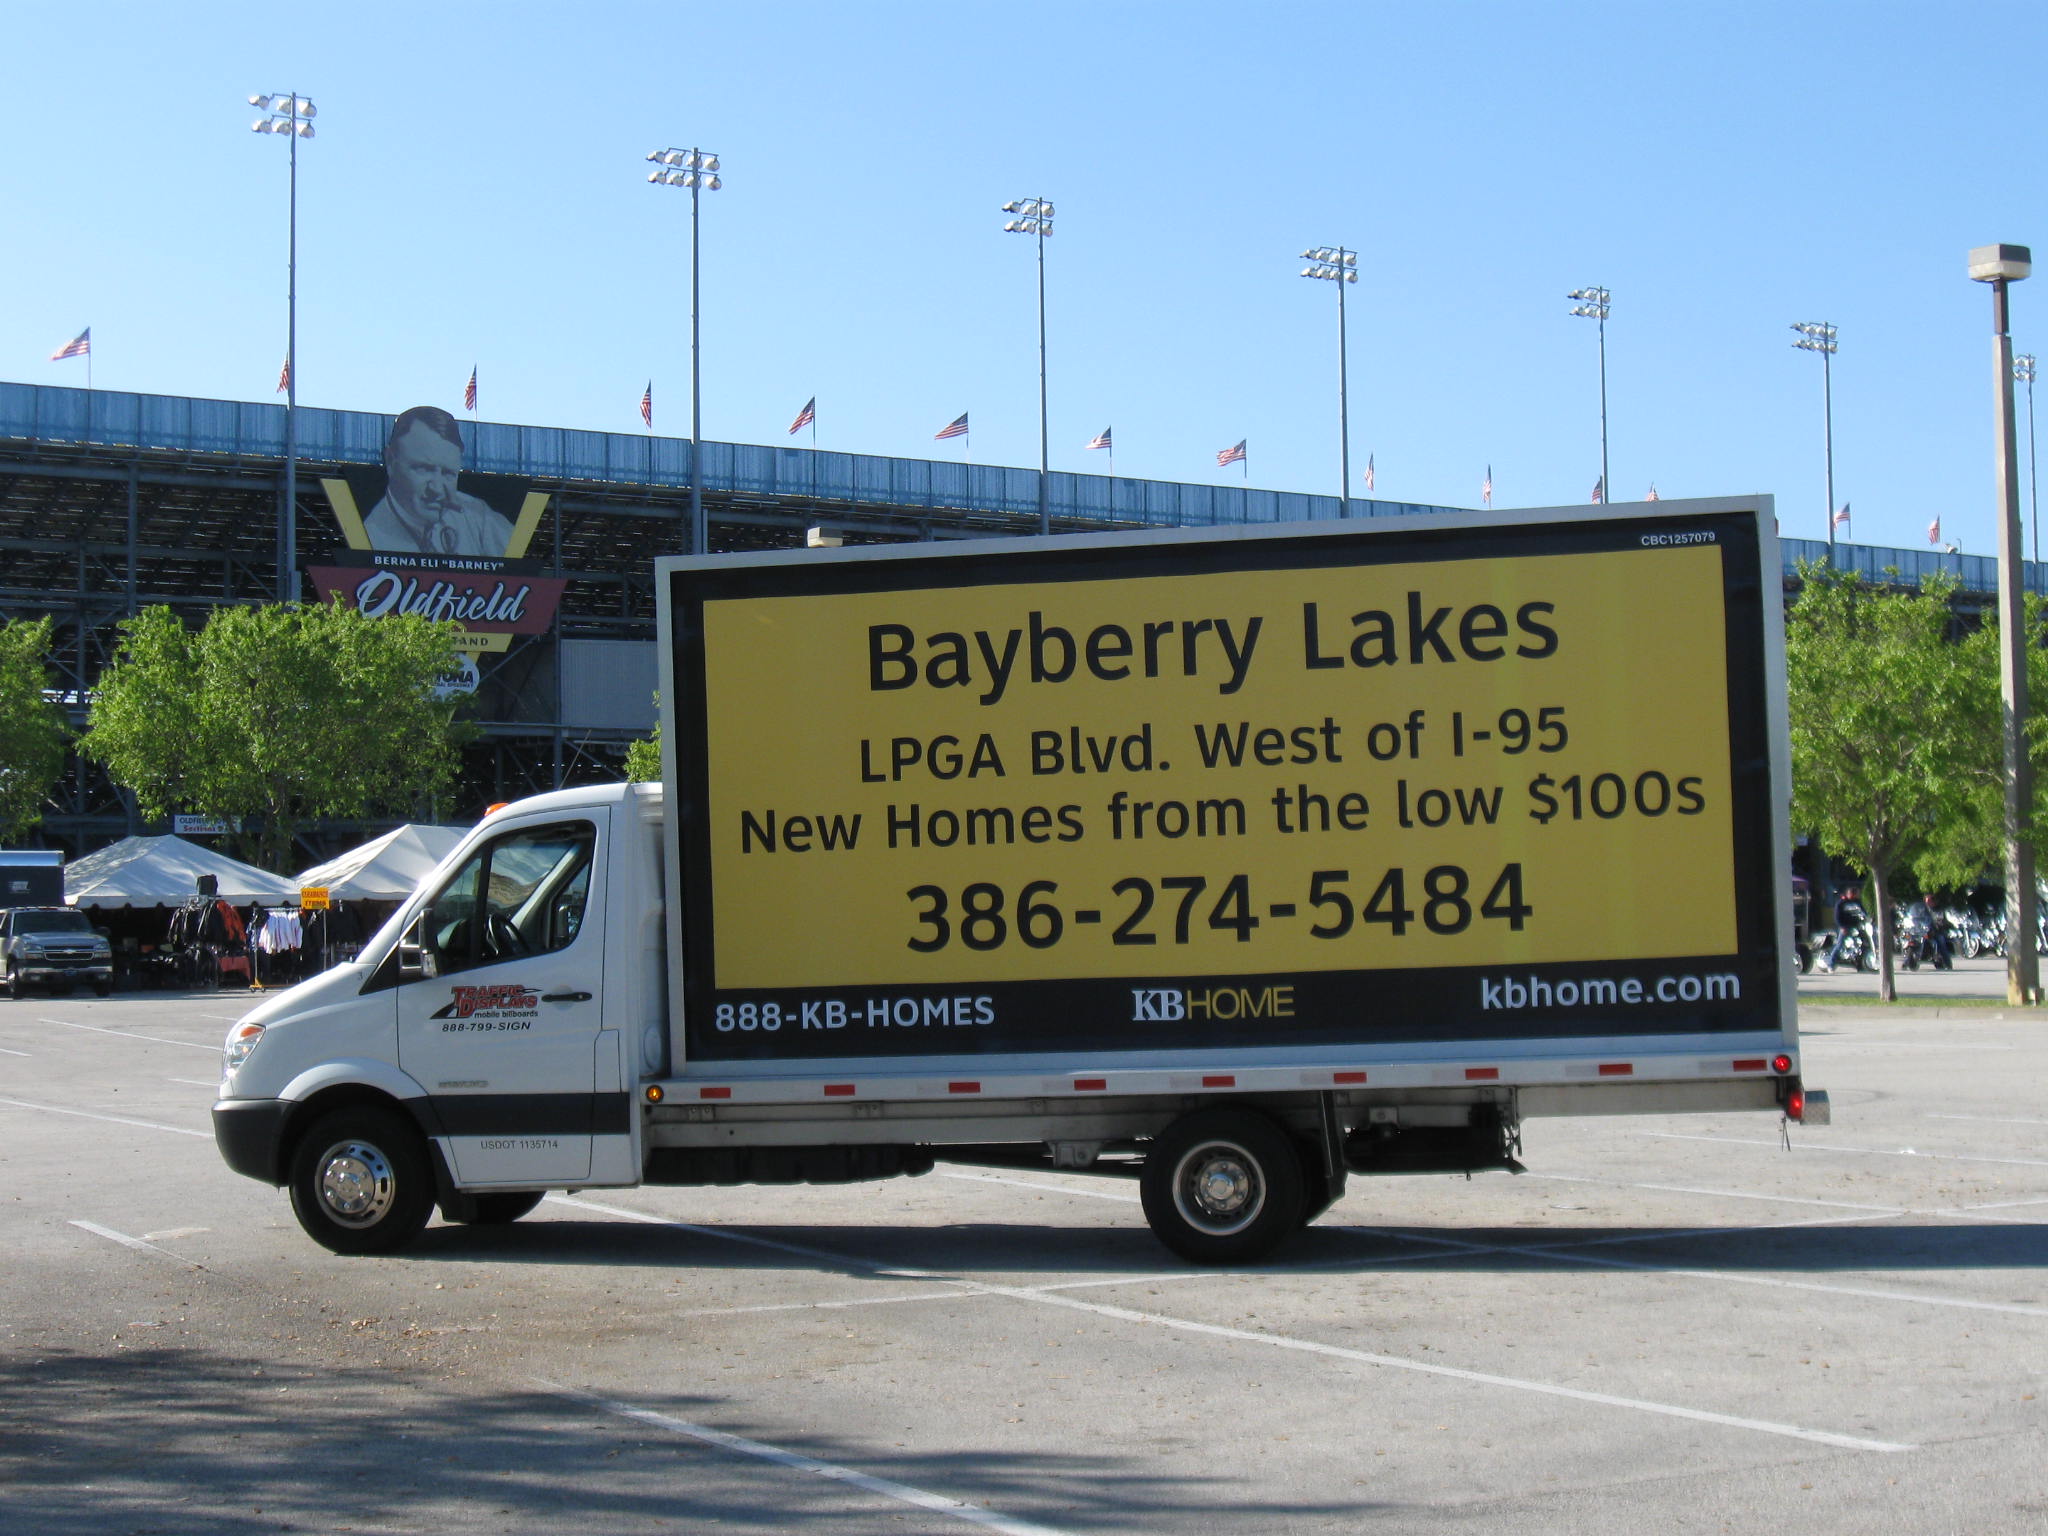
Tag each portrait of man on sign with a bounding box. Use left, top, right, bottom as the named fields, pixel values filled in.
left=363, top=405, right=516, bottom=557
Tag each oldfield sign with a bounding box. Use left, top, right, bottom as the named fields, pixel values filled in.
left=658, top=500, right=1784, bottom=1062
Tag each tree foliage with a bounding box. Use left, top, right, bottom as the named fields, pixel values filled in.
left=83, top=603, right=469, bottom=871
left=0, top=617, right=68, bottom=840
left=624, top=693, right=661, bottom=783
left=1786, top=564, right=1994, bottom=999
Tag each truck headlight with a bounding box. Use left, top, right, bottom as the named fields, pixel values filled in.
left=225, top=1021, right=265, bottom=1069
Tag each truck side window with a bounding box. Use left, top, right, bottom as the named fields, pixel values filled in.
left=420, top=820, right=596, bottom=977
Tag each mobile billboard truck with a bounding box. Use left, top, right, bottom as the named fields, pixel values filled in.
left=214, top=496, right=1825, bottom=1262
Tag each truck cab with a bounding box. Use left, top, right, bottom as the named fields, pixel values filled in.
left=2, top=905, right=113, bottom=997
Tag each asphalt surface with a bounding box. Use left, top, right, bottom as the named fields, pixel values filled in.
left=2, top=986, right=2045, bottom=1534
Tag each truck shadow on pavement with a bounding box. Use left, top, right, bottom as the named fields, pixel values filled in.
left=0, top=1344, right=1330, bottom=1535
left=401, top=1210, right=2048, bottom=1278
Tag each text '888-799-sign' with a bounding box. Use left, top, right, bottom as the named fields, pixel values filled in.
left=665, top=506, right=1779, bottom=1061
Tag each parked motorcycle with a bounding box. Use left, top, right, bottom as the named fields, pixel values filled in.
left=1897, top=903, right=1953, bottom=971
left=1826, top=920, right=1876, bottom=973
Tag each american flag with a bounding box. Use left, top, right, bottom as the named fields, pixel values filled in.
left=1645, top=483, right=1660, bottom=502
left=1217, top=439, right=1246, bottom=467
left=1833, top=502, right=1851, bottom=529
left=789, top=396, right=816, bottom=435
left=1482, top=465, right=1492, bottom=507
left=49, top=328, right=90, bottom=362
left=1364, top=453, right=1375, bottom=492
left=276, top=356, right=292, bottom=394
left=1590, top=475, right=1604, bottom=505
left=640, top=381, right=653, bottom=428
left=1928, top=516, right=1942, bottom=544
left=935, top=412, right=969, bottom=441
left=1087, top=426, right=1112, bottom=451
left=464, top=367, right=477, bottom=412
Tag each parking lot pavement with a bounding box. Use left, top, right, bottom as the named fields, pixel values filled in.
left=3, top=993, right=2046, bottom=1534
left=1797, top=952, right=2040, bottom=1005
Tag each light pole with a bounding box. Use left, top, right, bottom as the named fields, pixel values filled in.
left=1002, top=197, right=1054, bottom=535
left=1792, top=322, right=1840, bottom=557
left=1300, top=246, right=1358, bottom=515
left=2018, top=352, right=2038, bottom=562
left=1568, top=286, right=1610, bottom=502
left=1969, top=243, right=2037, bottom=1006
left=249, top=91, right=315, bottom=601
left=647, top=147, right=722, bottom=556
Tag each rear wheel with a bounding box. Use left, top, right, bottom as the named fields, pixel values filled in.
left=1140, top=1108, right=1305, bottom=1265
left=288, top=1106, right=435, bottom=1255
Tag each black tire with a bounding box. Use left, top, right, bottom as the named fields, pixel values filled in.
left=288, top=1106, right=435, bottom=1255
left=459, top=1191, right=544, bottom=1225
left=93, top=980, right=112, bottom=997
left=1140, top=1108, right=1305, bottom=1265
left=2, top=962, right=17, bottom=999
left=1797, top=943, right=1813, bottom=974
left=1854, top=943, right=1876, bottom=974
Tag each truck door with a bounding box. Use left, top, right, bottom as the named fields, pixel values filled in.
left=396, top=811, right=612, bottom=1186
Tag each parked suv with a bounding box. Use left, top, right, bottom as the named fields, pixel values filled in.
left=1, top=907, right=112, bottom=997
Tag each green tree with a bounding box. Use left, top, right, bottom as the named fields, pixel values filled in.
left=84, top=603, right=468, bottom=871
left=624, top=693, right=661, bottom=783
left=0, top=617, right=68, bottom=840
left=1787, top=564, right=1990, bottom=1000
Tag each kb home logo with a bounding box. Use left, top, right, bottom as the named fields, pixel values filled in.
left=1132, top=985, right=1296, bottom=1022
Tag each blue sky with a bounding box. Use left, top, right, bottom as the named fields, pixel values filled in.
left=4, top=1, right=2045, bottom=554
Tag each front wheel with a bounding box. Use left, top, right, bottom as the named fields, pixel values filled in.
left=458, top=1191, right=544, bottom=1225
left=1140, top=1108, right=1305, bottom=1265
left=288, top=1106, right=435, bottom=1255
left=2, top=962, right=17, bottom=999
left=1855, top=942, right=1876, bottom=974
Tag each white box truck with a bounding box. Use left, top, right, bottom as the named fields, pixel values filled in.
left=213, top=497, right=1825, bottom=1262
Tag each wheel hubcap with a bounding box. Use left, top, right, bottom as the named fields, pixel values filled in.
left=317, top=1139, right=396, bottom=1227
left=1173, top=1140, right=1265, bottom=1236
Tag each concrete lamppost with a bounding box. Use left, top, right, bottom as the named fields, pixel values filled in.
left=249, top=91, right=315, bottom=601
left=1002, top=197, right=1055, bottom=536
left=1969, top=242, right=2037, bottom=1006
left=647, top=147, right=722, bottom=556
left=1301, top=246, right=1358, bottom=516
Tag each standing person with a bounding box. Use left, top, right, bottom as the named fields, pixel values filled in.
left=1819, top=885, right=1867, bottom=973
left=363, top=405, right=515, bottom=556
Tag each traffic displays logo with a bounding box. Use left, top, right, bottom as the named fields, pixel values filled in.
left=432, top=984, right=540, bottom=1021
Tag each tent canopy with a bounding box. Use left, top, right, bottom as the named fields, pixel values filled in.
left=66, top=835, right=294, bottom=909
left=294, top=824, right=468, bottom=903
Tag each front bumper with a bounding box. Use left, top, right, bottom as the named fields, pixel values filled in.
left=213, top=1098, right=292, bottom=1185
left=17, top=962, right=112, bottom=982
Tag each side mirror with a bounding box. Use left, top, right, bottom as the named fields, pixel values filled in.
left=398, top=912, right=427, bottom=981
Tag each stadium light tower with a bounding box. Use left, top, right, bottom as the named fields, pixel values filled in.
left=1002, top=197, right=1054, bottom=535
left=249, top=91, right=315, bottom=601
left=1969, top=242, right=2036, bottom=1007
left=647, top=147, right=722, bottom=556
left=2018, top=352, right=2039, bottom=561
left=1567, top=286, right=1611, bottom=503
left=1300, top=246, right=1358, bottom=516
left=1792, top=322, right=1840, bottom=557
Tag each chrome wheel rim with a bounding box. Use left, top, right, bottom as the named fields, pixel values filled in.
left=316, top=1138, right=396, bottom=1228
left=1171, top=1138, right=1265, bottom=1236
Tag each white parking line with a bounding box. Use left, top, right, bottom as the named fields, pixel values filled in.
left=538, top=1381, right=1075, bottom=1536
left=170, top=1078, right=223, bottom=1088
left=70, top=1220, right=204, bottom=1270
left=940, top=1169, right=1141, bottom=1203
left=1532, top=1170, right=1908, bottom=1214
left=1644, top=1131, right=2048, bottom=1170
left=1338, top=1222, right=2048, bottom=1318
left=548, top=1195, right=1913, bottom=1454
left=0, top=1046, right=28, bottom=1056
left=34, top=1017, right=218, bottom=1053
left=0, top=1095, right=209, bottom=1138
left=1926, top=1112, right=2048, bottom=1128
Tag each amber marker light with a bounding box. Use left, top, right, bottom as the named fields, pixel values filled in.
left=645, top=1085, right=664, bottom=1103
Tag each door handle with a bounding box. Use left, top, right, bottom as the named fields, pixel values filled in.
left=540, top=990, right=593, bottom=1003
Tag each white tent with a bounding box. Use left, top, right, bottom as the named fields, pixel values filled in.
left=66, top=835, right=294, bottom=909
left=294, top=824, right=468, bottom=903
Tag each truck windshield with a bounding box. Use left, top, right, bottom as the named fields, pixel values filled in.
left=17, top=910, right=92, bottom=935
